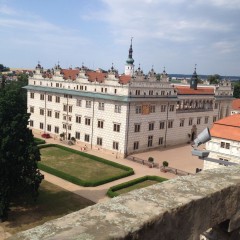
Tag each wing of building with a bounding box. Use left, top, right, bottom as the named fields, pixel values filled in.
left=25, top=42, right=234, bottom=157
left=231, top=99, right=240, bottom=115
left=204, top=114, right=240, bottom=169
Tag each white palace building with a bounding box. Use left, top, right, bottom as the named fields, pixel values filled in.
left=26, top=40, right=234, bottom=157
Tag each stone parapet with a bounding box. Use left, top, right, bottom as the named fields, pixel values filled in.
left=8, top=166, right=240, bottom=240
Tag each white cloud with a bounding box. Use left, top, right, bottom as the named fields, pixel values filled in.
left=213, top=41, right=236, bottom=54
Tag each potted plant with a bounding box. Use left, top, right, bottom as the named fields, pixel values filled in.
left=148, top=157, right=154, bottom=168
left=162, top=161, right=169, bottom=172
left=60, top=132, right=65, bottom=141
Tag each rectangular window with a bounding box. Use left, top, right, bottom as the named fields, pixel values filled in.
left=54, top=126, right=59, bottom=134
left=48, top=95, right=52, bottom=102
left=84, top=134, right=90, bottom=142
left=168, top=120, right=173, bottom=128
left=47, top=124, right=51, bottom=132
left=161, top=91, right=165, bottom=95
left=114, top=105, right=121, bottom=113
left=30, top=92, right=34, bottom=98
left=134, top=124, right=140, bottom=132
left=133, top=141, right=139, bottom=150
left=29, top=120, right=34, bottom=127
left=159, top=137, right=164, bottom=145
left=85, top=118, right=91, bottom=126
left=63, top=104, right=67, bottom=111
left=40, top=122, right=44, bottom=129
left=149, top=122, right=154, bottom=131
left=189, top=118, right=193, bottom=126
left=55, top=111, right=60, bottom=119
left=159, top=121, right=165, bottom=129
left=47, top=110, right=52, bottom=117
left=40, top=109, right=44, bottom=115
left=98, top=120, right=104, bottom=128
left=161, top=105, right=166, bottom=112
left=40, top=94, right=44, bottom=100
left=113, top=123, right=120, bottom=132
left=226, top=143, right=230, bottom=149
left=69, top=106, right=72, bottom=113
left=114, top=89, right=117, bottom=94
left=169, top=105, right=174, bottom=112
left=149, top=90, right=153, bottom=95
left=55, top=96, right=60, bottom=103
left=214, top=103, right=218, bottom=109
left=113, top=141, right=119, bottom=150
left=76, top=99, right=81, bottom=107
left=180, top=119, right=184, bottom=127
left=86, top=100, right=91, bottom=108
left=105, top=88, right=107, bottom=93
left=197, top=117, right=201, bottom=125
left=76, top=115, right=81, bottom=123
left=75, top=131, right=80, bottom=140
left=205, top=117, right=209, bottom=124
left=213, top=116, right=217, bottom=122
left=148, top=135, right=153, bottom=147
left=136, top=106, right=142, bottom=114
left=150, top=105, right=155, bottom=113
left=63, top=124, right=66, bottom=129
left=135, top=90, right=140, bottom=95
left=30, top=106, right=34, bottom=113
left=68, top=125, right=71, bottom=130
left=98, top=102, right=104, bottom=110
left=97, top=137, right=103, bottom=146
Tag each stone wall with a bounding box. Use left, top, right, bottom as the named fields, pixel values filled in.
left=8, top=166, right=240, bottom=240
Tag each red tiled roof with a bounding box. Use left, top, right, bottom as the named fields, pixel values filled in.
left=174, top=86, right=214, bottom=95
left=86, top=70, right=107, bottom=82
left=119, top=75, right=131, bottom=84
left=61, top=69, right=80, bottom=80
left=210, top=114, right=240, bottom=141
left=232, top=99, right=240, bottom=110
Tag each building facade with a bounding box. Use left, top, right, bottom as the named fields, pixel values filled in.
left=204, top=114, right=240, bottom=169
left=26, top=42, right=234, bottom=156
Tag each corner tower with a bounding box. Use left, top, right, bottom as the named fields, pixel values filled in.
left=125, top=38, right=134, bottom=76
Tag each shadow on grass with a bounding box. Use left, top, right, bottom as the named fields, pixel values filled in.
left=1, top=181, right=94, bottom=235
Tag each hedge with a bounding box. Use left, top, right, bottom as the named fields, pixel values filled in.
left=34, top=137, right=46, bottom=145
left=38, top=144, right=134, bottom=187
left=107, top=175, right=168, bottom=198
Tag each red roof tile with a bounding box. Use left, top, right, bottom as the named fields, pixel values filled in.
left=232, top=99, right=240, bottom=110
left=174, top=86, right=214, bottom=95
left=61, top=69, right=80, bottom=80
left=119, top=75, right=131, bottom=84
left=210, top=114, right=240, bottom=141
left=86, top=70, right=107, bottom=82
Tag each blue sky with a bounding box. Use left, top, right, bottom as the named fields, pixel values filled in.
left=0, top=0, right=240, bottom=76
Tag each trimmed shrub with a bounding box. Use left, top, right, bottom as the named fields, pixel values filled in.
left=34, top=137, right=46, bottom=145
left=38, top=144, right=134, bottom=187
left=148, top=157, right=154, bottom=163
left=163, top=161, right=169, bottom=168
left=107, top=175, right=168, bottom=198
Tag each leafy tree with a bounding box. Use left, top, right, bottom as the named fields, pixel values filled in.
left=0, top=64, right=10, bottom=72
left=208, top=74, right=221, bottom=85
left=0, top=82, right=43, bottom=221
left=233, top=81, right=240, bottom=98
left=17, top=73, right=28, bottom=86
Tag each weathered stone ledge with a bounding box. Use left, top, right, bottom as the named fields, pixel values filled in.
left=8, top=166, right=240, bottom=240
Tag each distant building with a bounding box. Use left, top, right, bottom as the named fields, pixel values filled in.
left=231, top=99, right=240, bottom=114
left=204, top=114, right=240, bottom=169
left=25, top=41, right=233, bottom=157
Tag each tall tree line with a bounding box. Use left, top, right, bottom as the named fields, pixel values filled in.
left=0, top=72, right=43, bottom=221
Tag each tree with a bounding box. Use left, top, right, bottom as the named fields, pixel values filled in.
left=208, top=74, right=221, bottom=85
left=233, top=81, right=240, bottom=99
left=0, top=82, right=43, bottom=221
left=0, top=64, right=10, bottom=72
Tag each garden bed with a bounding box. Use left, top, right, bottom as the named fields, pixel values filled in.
left=107, top=175, right=168, bottom=198
left=38, top=144, right=134, bottom=187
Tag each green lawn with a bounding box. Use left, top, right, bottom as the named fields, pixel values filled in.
left=0, top=180, right=94, bottom=235
left=115, top=180, right=159, bottom=195
left=107, top=176, right=168, bottom=197
left=39, top=145, right=132, bottom=186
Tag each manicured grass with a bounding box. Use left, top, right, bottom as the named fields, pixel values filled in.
left=38, top=144, right=134, bottom=186
left=115, top=180, right=159, bottom=195
left=34, top=137, right=46, bottom=145
left=0, top=180, right=94, bottom=235
left=107, top=176, right=168, bottom=198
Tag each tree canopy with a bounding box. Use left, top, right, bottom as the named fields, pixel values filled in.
left=0, top=81, right=43, bottom=221
left=207, top=74, right=221, bottom=85
left=233, top=81, right=240, bottom=99
left=0, top=64, right=10, bottom=72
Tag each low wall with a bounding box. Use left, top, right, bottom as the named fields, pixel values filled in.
left=8, top=166, right=240, bottom=240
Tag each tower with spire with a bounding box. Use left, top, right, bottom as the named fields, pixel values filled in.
left=190, top=64, right=198, bottom=90
left=125, top=38, right=134, bottom=76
